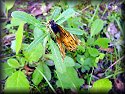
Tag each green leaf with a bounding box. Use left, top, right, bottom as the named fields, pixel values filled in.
left=11, top=11, right=44, bottom=29
left=19, top=57, right=26, bottom=66
left=84, top=57, right=95, bottom=68
left=32, top=62, right=51, bottom=84
left=49, top=39, right=66, bottom=73
left=7, top=58, right=20, bottom=68
left=81, top=66, right=90, bottom=72
left=90, top=78, right=112, bottom=94
left=77, top=45, right=85, bottom=53
left=43, top=36, right=49, bottom=53
left=5, top=0, right=15, bottom=11
left=23, top=43, right=44, bottom=63
left=56, top=8, right=76, bottom=24
left=95, top=53, right=105, bottom=63
left=76, top=55, right=84, bottom=65
left=51, top=7, right=61, bottom=20
left=21, top=43, right=29, bottom=51
left=11, top=18, right=25, bottom=26
left=67, top=17, right=82, bottom=28
left=90, top=19, right=104, bottom=37
left=64, top=56, right=75, bottom=67
left=32, top=63, right=43, bottom=85
left=99, top=53, right=105, bottom=60
left=65, top=28, right=84, bottom=35
left=1, top=63, right=15, bottom=80
left=42, top=63, right=51, bottom=81
left=5, top=71, right=30, bottom=92
left=32, top=62, right=51, bottom=85
left=25, top=34, right=47, bottom=52
left=94, top=38, right=110, bottom=48
left=88, top=47, right=99, bottom=57
left=75, top=63, right=81, bottom=69
left=16, top=22, right=24, bottom=54
left=33, top=27, right=44, bottom=40
left=87, top=37, right=94, bottom=46
left=56, top=67, right=84, bottom=90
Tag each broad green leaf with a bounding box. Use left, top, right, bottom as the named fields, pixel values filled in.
left=87, top=37, right=94, bottom=46
left=81, top=57, right=96, bottom=72
left=33, top=27, right=44, bottom=40
left=90, top=78, right=112, bottom=94
left=90, top=19, right=104, bottom=37
left=56, top=67, right=84, bottom=90
left=99, top=53, right=105, bottom=60
left=43, top=36, right=49, bottom=54
left=65, top=28, right=84, bottom=35
left=5, top=0, right=15, bottom=11
left=75, top=63, right=81, bottom=69
left=84, top=57, right=95, bottom=67
left=32, top=62, right=51, bottom=84
left=11, top=11, right=44, bottom=29
left=32, top=63, right=43, bottom=85
left=76, top=55, right=84, bottom=65
left=11, top=11, right=40, bottom=24
left=19, top=57, right=26, bottom=66
left=51, top=7, right=61, bottom=20
left=95, top=53, right=105, bottom=63
left=67, top=17, right=82, bottom=28
left=21, top=43, right=29, bottom=51
left=56, top=8, right=76, bottom=24
left=94, top=38, right=110, bottom=48
left=64, top=56, right=75, bottom=67
left=88, top=47, right=99, bottom=57
left=5, top=71, right=30, bottom=92
left=23, top=43, right=44, bottom=63
left=76, top=55, right=95, bottom=72
left=25, top=34, right=47, bottom=52
left=11, top=18, right=25, bottom=26
left=81, top=66, right=90, bottom=72
left=7, top=58, right=20, bottom=68
left=16, top=22, right=24, bottom=54
left=44, top=54, right=54, bottom=61
left=49, top=39, right=66, bottom=73
left=77, top=45, right=85, bottom=53
left=1, top=63, right=15, bottom=80
left=5, top=24, right=13, bottom=29
left=42, top=63, right=51, bottom=81
left=84, top=49, right=90, bottom=57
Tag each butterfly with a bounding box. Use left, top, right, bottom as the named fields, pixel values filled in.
left=49, top=20, right=81, bottom=59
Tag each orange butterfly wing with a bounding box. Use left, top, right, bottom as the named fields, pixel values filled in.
left=57, top=25, right=79, bottom=51
left=49, top=20, right=80, bottom=58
